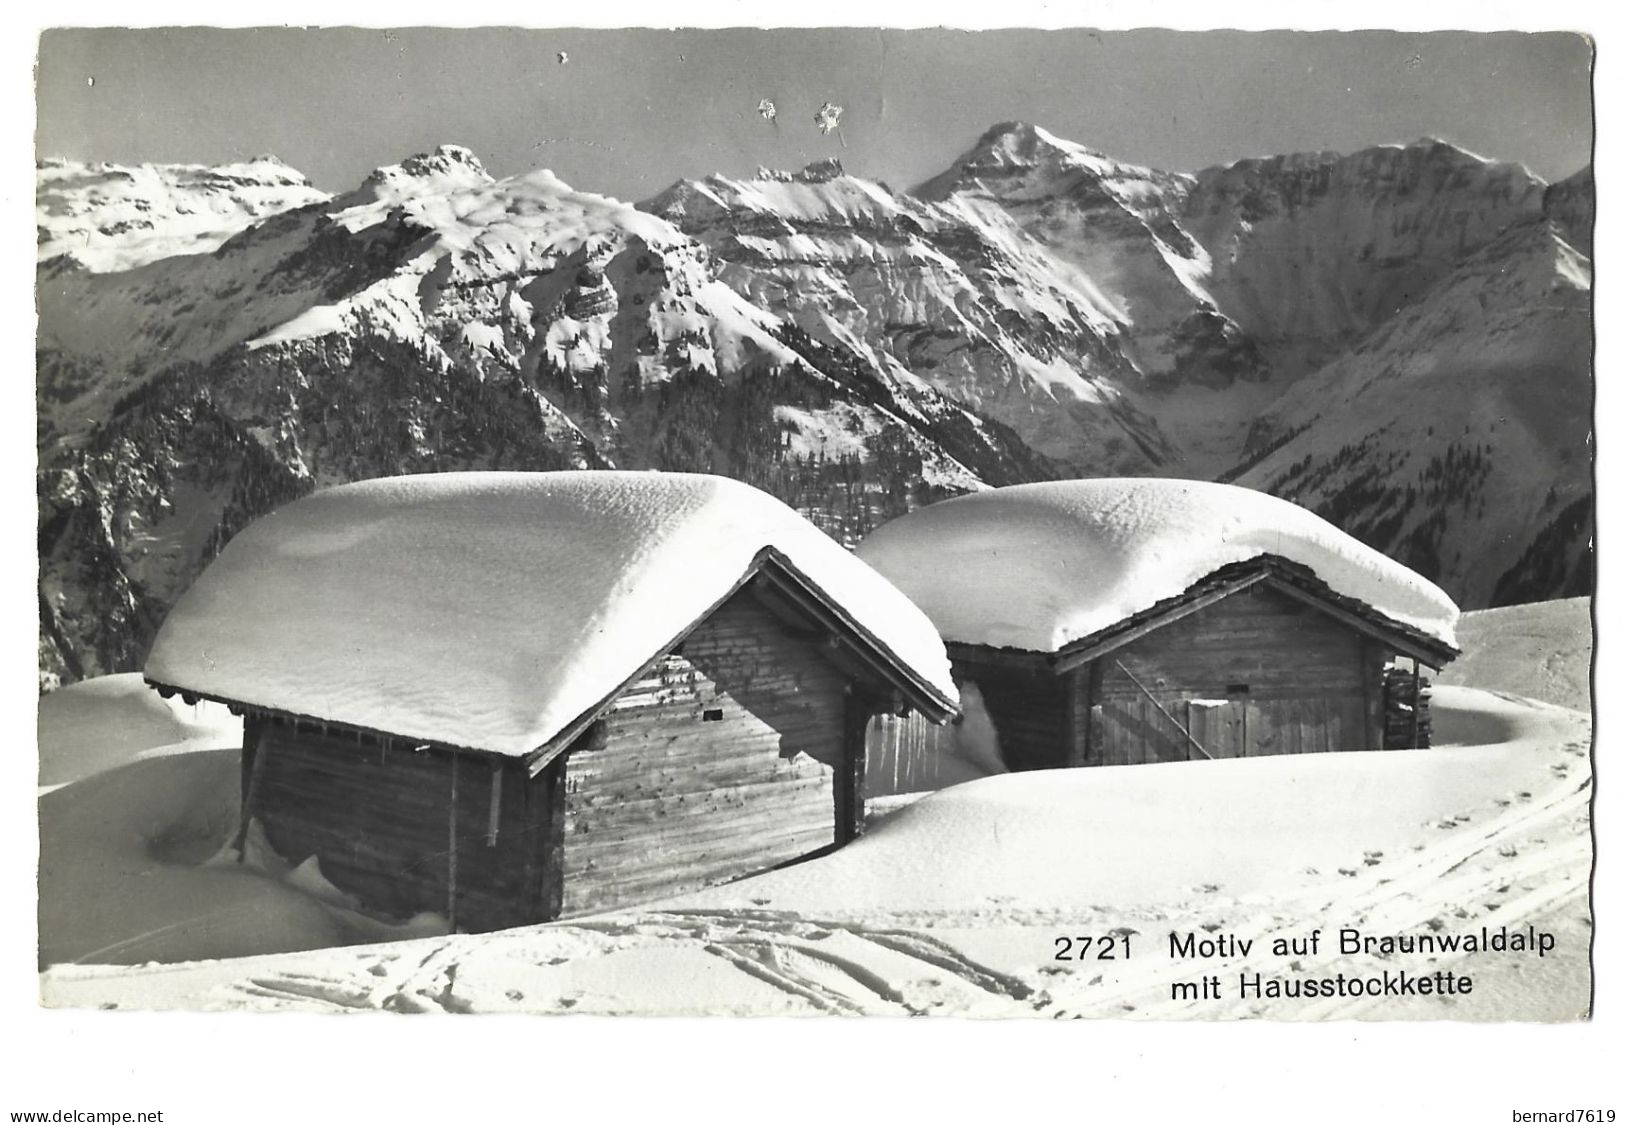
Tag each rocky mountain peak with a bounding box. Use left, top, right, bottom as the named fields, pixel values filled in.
left=1544, top=164, right=1593, bottom=250
left=795, top=157, right=845, bottom=183
left=914, top=120, right=1178, bottom=206
left=34, top=155, right=332, bottom=272
left=358, top=144, right=492, bottom=197
left=741, top=158, right=847, bottom=186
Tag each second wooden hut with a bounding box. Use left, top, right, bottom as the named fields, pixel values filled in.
left=856, top=479, right=1460, bottom=771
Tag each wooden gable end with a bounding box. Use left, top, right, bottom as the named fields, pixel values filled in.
left=558, top=587, right=856, bottom=916
left=526, top=547, right=958, bottom=776
left=1081, top=580, right=1386, bottom=765
left=1050, top=558, right=1457, bottom=674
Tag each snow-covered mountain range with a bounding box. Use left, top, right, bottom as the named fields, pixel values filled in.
left=35, top=125, right=1592, bottom=687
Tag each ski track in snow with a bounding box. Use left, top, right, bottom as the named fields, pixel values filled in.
left=225, top=910, right=1046, bottom=1017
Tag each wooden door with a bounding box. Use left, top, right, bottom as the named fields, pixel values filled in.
left=1187, top=699, right=1246, bottom=759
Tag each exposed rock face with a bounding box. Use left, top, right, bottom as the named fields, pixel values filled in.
left=916, top=122, right=1260, bottom=394
left=35, top=127, right=1593, bottom=687
left=646, top=146, right=1176, bottom=475
left=1543, top=164, right=1594, bottom=252
left=1184, top=140, right=1550, bottom=375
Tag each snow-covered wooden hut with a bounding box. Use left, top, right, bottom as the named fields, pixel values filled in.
left=144, top=472, right=959, bottom=931
left=856, top=479, right=1460, bottom=771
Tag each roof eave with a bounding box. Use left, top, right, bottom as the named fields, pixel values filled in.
left=945, top=555, right=1459, bottom=674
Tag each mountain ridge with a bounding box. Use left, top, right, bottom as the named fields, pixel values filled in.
left=35, top=127, right=1593, bottom=688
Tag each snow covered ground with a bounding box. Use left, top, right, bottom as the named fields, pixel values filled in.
left=37, top=599, right=1592, bottom=1019
left=1437, top=596, right=1592, bottom=713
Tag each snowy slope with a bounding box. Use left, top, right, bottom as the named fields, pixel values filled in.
left=856, top=478, right=1459, bottom=652
left=147, top=472, right=958, bottom=754
left=1436, top=597, right=1591, bottom=713
left=1231, top=215, right=1592, bottom=608
left=36, top=156, right=330, bottom=273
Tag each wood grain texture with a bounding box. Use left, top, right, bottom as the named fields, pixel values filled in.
left=241, top=584, right=912, bottom=929
left=249, top=720, right=554, bottom=932
left=560, top=594, right=842, bottom=916
left=958, top=584, right=1400, bottom=770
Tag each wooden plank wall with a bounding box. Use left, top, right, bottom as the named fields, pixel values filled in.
left=1090, top=584, right=1384, bottom=766
left=249, top=718, right=557, bottom=932
left=560, top=593, right=842, bottom=916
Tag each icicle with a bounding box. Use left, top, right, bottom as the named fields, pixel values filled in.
left=447, top=754, right=460, bottom=931
left=486, top=763, right=503, bottom=846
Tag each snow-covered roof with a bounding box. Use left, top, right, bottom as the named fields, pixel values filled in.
left=856, top=479, right=1460, bottom=654
left=146, top=472, right=959, bottom=758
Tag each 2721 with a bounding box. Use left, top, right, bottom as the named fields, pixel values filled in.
left=1054, top=935, right=1132, bottom=960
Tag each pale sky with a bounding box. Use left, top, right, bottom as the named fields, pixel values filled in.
left=36, top=27, right=1593, bottom=201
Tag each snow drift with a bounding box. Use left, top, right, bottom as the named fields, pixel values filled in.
left=146, top=471, right=958, bottom=756
left=37, top=672, right=240, bottom=792
left=856, top=478, right=1461, bottom=652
